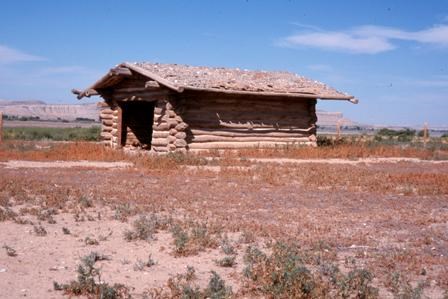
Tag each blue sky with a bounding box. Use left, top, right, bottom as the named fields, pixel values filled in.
left=1, top=0, right=447, bottom=126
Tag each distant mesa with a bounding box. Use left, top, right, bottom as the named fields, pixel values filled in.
left=316, top=110, right=353, bottom=127
left=0, top=99, right=99, bottom=122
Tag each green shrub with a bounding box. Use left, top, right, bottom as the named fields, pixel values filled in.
left=3, top=126, right=100, bottom=141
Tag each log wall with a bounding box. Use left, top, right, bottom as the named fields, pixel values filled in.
left=179, top=92, right=317, bottom=150
left=98, top=79, right=318, bottom=152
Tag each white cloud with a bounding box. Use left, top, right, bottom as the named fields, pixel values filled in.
left=0, top=45, right=46, bottom=64
left=280, top=25, right=448, bottom=54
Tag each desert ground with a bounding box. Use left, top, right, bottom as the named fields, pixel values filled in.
left=1, top=141, right=447, bottom=298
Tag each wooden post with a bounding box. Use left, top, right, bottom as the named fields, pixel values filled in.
left=0, top=112, right=3, bottom=143
left=423, top=122, right=428, bottom=147
left=117, top=106, right=123, bottom=148
left=336, top=119, right=341, bottom=140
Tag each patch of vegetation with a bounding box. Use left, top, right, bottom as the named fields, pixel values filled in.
left=133, top=254, right=156, bottom=271
left=113, top=203, right=137, bottom=222
left=123, top=214, right=171, bottom=242
left=215, top=255, right=236, bottom=268
left=3, top=126, right=100, bottom=141
left=157, top=268, right=233, bottom=299
left=33, top=224, right=47, bottom=236
left=84, top=236, right=99, bottom=246
left=375, top=128, right=416, bottom=142
left=53, top=252, right=129, bottom=299
left=171, top=222, right=219, bottom=256
left=3, top=244, right=17, bottom=257
left=220, top=235, right=236, bottom=255
left=385, top=271, right=426, bottom=299
left=0, top=207, right=17, bottom=222
left=243, top=242, right=379, bottom=298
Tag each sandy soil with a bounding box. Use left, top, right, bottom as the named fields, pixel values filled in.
left=0, top=206, right=248, bottom=299
left=1, top=158, right=447, bottom=298
left=1, top=160, right=133, bottom=169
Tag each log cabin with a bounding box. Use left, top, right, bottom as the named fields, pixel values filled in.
left=73, top=62, right=356, bottom=152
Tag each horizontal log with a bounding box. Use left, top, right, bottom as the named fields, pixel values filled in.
left=97, top=102, right=109, bottom=108
left=188, top=141, right=315, bottom=150
left=190, top=135, right=311, bottom=143
left=182, top=113, right=311, bottom=124
left=114, top=87, right=148, bottom=93
left=175, top=139, right=187, bottom=147
left=153, top=123, right=169, bottom=130
left=102, top=119, right=113, bottom=126
left=151, top=138, right=169, bottom=146
left=188, top=122, right=311, bottom=130
left=101, top=108, right=114, bottom=114
left=100, top=132, right=112, bottom=139
left=175, top=132, right=187, bottom=139
left=102, top=126, right=113, bottom=132
left=190, top=129, right=312, bottom=137
left=152, top=146, right=169, bottom=152
left=145, top=80, right=161, bottom=89
left=152, top=131, right=170, bottom=138
left=100, top=114, right=113, bottom=120
left=167, top=135, right=176, bottom=143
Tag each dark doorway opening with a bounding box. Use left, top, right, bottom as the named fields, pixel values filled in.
left=120, top=101, right=155, bottom=149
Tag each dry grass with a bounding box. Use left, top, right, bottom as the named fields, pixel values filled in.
left=0, top=141, right=126, bottom=162
left=1, top=140, right=447, bottom=164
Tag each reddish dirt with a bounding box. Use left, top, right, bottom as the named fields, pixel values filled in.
left=1, top=157, right=447, bottom=298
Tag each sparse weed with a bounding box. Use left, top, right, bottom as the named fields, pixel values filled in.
left=133, top=254, right=156, bottom=271
left=243, top=242, right=378, bottom=298
left=0, top=207, right=17, bottom=222
left=113, top=203, right=136, bottom=222
left=239, top=230, right=255, bottom=244
left=220, top=235, right=236, bottom=255
left=171, top=222, right=219, bottom=256
left=33, top=224, right=47, bottom=236
left=53, top=252, right=129, bottom=298
left=203, top=271, right=233, bottom=299
left=37, top=208, right=57, bottom=224
left=158, top=268, right=232, bottom=299
left=3, top=245, right=17, bottom=257
left=215, top=256, right=236, bottom=268
left=124, top=214, right=171, bottom=242
left=62, top=227, right=71, bottom=235
left=84, top=236, right=99, bottom=246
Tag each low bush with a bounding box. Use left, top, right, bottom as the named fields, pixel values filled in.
left=54, top=252, right=129, bottom=299
left=243, top=242, right=379, bottom=298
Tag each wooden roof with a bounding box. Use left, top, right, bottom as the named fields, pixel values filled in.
left=73, top=62, right=357, bottom=102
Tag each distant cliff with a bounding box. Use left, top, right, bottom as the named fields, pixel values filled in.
left=0, top=100, right=100, bottom=121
